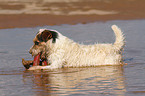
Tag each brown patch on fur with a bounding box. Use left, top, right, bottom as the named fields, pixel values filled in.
left=41, top=30, right=52, bottom=42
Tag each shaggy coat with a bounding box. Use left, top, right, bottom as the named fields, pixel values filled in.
left=29, top=25, right=125, bottom=70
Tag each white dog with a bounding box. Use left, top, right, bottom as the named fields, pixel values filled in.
left=29, top=25, right=125, bottom=70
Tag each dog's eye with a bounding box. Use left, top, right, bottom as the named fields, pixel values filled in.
left=35, top=41, right=39, bottom=45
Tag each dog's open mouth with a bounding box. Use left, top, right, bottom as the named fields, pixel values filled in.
left=22, top=52, right=48, bottom=69
left=33, top=52, right=48, bottom=66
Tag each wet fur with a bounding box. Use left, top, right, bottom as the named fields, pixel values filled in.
left=29, top=25, right=125, bottom=70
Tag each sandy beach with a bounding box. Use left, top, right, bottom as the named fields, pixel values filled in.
left=0, top=0, right=145, bottom=29
left=0, top=14, right=143, bottom=29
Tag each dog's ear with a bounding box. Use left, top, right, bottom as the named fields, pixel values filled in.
left=41, top=30, right=52, bottom=42
left=49, top=30, right=58, bottom=43
left=39, top=30, right=58, bottom=43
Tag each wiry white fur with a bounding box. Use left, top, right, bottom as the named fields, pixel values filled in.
left=39, top=29, right=59, bottom=33
left=39, top=29, right=46, bottom=34
left=29, top=25, right=125, bottom=70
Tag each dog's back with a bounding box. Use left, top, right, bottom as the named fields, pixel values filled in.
left=63, top=25, right=125, bottom=67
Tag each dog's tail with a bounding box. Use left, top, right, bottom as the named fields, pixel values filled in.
left=112, top=25, right=125, bottom=50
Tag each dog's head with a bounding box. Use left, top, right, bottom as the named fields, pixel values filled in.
left=29, top=29, right=58, bottom=59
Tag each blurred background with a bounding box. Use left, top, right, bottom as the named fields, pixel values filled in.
left=0, top=0, right=145, bottom=29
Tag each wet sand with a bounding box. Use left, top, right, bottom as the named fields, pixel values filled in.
left=0, top=14, right=145, bottom=29
left=0, top=0, right=145, bottom=29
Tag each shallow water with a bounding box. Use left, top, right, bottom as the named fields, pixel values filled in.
left=0, top=20, right=145, bottom=96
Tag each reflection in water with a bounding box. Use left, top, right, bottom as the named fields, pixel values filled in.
left=23, top=66, right=126, bottom=96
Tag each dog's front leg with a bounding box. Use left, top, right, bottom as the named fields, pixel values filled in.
left=28, top=59, right=63, bottom=70
left=41, top=49, right=64, bottom=70
left=28, top=66, right=44, bottom=70
left=41, top=61, right=63, bottom=70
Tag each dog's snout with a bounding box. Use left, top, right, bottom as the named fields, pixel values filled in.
left=29, top=50, right=32, bottom=54
left=29, top=48, right=33, bottom=54
left=29, top=51, right=31, bottom=54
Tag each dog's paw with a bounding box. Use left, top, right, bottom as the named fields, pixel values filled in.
left=41, top=66, right=58, bottom=70
left=28, top=66, right=43, bottom=70
left=41, top=66, right=52, bottom=70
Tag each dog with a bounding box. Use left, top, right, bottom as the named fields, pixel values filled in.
left=29, top=25, right=125, bottom=70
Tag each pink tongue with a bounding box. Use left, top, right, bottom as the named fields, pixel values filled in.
left=33, top=53, right=41, bottom=66
left=33, top=53, right=48, bottom=66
